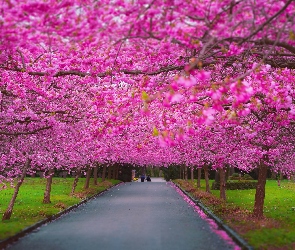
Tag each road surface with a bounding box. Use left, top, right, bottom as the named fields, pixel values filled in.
left=7, top=179, right=239, bottom=250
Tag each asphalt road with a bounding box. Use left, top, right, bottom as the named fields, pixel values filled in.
left=7, top=180, right=239, bottom=250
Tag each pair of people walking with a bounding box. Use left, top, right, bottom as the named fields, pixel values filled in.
left=140, top=175, right=151, bottom=182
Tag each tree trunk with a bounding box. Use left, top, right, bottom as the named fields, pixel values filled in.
left=93, top=166, right=98, bottom=185
left=197, top=168, right=201, bottom=188
left=71, top=168, right=81, bottom=196
left=43, top=169, right=54, bottom=204
left=225, top=165, right=230, bottom=181
left=84, top=167, right=92, bottom=189
left=179, top=166, right=182, bottom=179
left=107, top=165, right=112, bottom=179
left=191, top=167, right=194, bottom=182
left=184, top=165, right=188, bottom=181
left=116, top=165, right=119, bottom=179
left=114, top=164, right=119, bottom=180
left=112, top=165, right=115, bottom=179
left=219, top=168, right=226, bottom=200
left=102, top=165, right=107, bottom=181
left=253, top=161, right=268, bottom=218
left=3, top=158, right=31, bottom=221
left=215, top=170, right=220, bottom=182
left=204, top=165, right=211, bottom=193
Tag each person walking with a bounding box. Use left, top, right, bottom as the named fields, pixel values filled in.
left=141, top=174, right=145, bottom=182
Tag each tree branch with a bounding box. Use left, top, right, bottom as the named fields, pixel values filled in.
left=17, top=49, right=26, bottom=70
left=0, top=63, right=212, bottom=78
left=254, top=38, right=295, bottom=54
left=238, top=0, right=294, bottom=45
left=0, top=126, right=53, bottom=136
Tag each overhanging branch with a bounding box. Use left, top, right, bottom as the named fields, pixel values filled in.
left=0, top=64, right=201, bottom=78
left=0, top=126, right=53, bottom=136
left=254, top=38, right=295, bottom=54
left=238, top=0, right=294, bottom=45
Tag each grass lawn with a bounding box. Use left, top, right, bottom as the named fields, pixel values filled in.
left=175, top=179, right=295, bottom=250
left=0, top=177, right=121, bottom=241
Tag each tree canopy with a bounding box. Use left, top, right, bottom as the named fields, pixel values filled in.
left=1, top=0, right=295, bottom=184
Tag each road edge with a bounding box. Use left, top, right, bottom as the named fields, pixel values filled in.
left=173, top=182, right=254, bottom=250
left=0, top=182, right=123, bottom=250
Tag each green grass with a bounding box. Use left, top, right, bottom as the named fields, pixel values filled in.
left=211, top=180, right=295, bottom=249
left=184, top=179, right=295, bottom=249
left=227, top=180, right=295, bottom=249
left=0, top=177, right=120, bottom=240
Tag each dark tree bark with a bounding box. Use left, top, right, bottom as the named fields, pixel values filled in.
left=107, top=165, right=112, bottom=179
left=112, top=165, right=116, bottom=180
left=43, top=169, right=54, bottom=204
left=215, top=170, right=220, bottom=182
left=184, top=165, right=188, bottom=181
left=219, top=168, right=226, bottom=200
left=279, top=171, right=283, bottom=180
left=253, top=161, right=268, bottom=218
left=93, top=166, right=98, bottom=185
left=102, top=165, right=107, bottom=181
left=204, top=165, right=211, bottom=193
left=197, top=168, right=201, bottom=188
left=114, top=164, right=119, bottom=179
left=116, top=165, right=120, bottom=179
left=84, top=167, right=92, bottom=189
left=190, top=167, right=194, bottom=182
left=3, top=158, right=31, bottom=221
left=71, top=167, right=81, bottom=196
left=179, top=166, right=182, bottom=179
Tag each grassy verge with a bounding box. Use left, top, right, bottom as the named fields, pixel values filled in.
left=174, top=179, right=295, bottom=250
left=0, top=177, right=121, bottom=240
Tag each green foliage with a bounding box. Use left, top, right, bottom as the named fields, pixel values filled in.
left=146, top=168, right=152, bottom=176
left=211, top=180, right=257, bottom=190
left=153, top=168, right=160, bottom=177
left=242, top=174, right=254, bottom=180
left=145, top=167, right=160, bottom=177
left=229, top=173, right=254, bottom=181
left=228, top=174, right=241, bottom=180
left=162, top=165, right=180, bottom=181
left=0, top=177, right=120, bottom=240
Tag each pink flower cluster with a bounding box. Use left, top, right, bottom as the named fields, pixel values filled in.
left=1, top=0, right=295, bottom=184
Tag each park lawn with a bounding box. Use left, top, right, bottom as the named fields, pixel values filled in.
left=0, top=177, right=121, bottom=241
left=176, top=179, right=295, bottom=250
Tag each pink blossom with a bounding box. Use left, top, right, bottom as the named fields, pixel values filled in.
left=170, top=93, right=184, bottom=104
